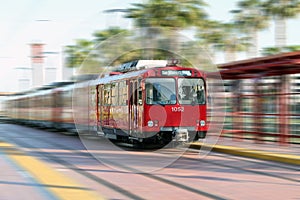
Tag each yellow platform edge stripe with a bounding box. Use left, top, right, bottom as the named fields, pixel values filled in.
left=0, top=141, right=105, bottom=200
left=190, top=142, right=300, bottom=165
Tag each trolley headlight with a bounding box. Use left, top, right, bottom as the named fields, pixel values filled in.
left=200, top=120, right=206, bottom=127
left=147, top=120, right=154, bottom=127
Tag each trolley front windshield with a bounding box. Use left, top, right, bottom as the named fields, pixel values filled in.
left=145, top=78, right=176, bottom=105
left=145, top=78, right=205, bottom=105
left=178, top=78, right=205, bottom=105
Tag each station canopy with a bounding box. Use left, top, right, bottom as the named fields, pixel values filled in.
left=211, top=51, right=300, bottom=80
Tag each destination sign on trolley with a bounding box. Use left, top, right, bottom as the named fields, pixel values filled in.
left=161, top=70, right=192, bottom=76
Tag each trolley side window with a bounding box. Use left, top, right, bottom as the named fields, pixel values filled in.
left=111, top=83, right=118, bottom=106
left=103, top=84, right=111, bottom=106
left=145, top=78, right=176, bottom=105
left=118, top=81, right=127, bottom=105
left=178, top=78, right=205, bottom=105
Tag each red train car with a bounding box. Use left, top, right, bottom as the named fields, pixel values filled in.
left=4, top=82, right=75, bottom=130
left=4, top=60, right=207, bottom=146
left=82, top=60, right=208, bottom=144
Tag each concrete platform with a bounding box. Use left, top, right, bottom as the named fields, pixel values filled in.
left=0, top=141, right=105, bottom=200
left=190, top=138, right=300, bottom=165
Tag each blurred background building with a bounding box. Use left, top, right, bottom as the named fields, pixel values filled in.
left=14, top=43, right=75, bottom=91
left=30, top=43, right=45, bottom=88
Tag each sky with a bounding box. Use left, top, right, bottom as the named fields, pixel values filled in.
left=0, top=0, right=300, bottom=92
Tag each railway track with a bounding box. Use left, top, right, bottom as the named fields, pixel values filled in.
left=1, top=124, right=299, bottom=200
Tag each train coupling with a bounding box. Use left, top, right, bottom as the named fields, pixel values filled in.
left=172, top=129, right=189, bottom=142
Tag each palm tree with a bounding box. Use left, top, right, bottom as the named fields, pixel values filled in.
left=64, top=27, right=135, bottom=73
left=195, top=20, right=226, bottom=61
left=64, top=39, right=106, bottom=74
left=217, top=23, right=251, bottom=62
left=93, top=27, right=129, bottom=44
left=197, top=22, right=250, bottom=62
left=283, top=45, right=300, bottom=52
left=126, top=0, right=208, bottom=29
left=93, top=27, right=143, bottom=66
left=262, top=0, right=300, bottom=48
left=231, top=0, right=269, bottom=58
left=64, top=39, right=94, bottom=68
left=261, top=45, right=300, bottom=55
left=261, top=46, right=282, bottom=55
left=125, top=0, right=208, bottom=54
